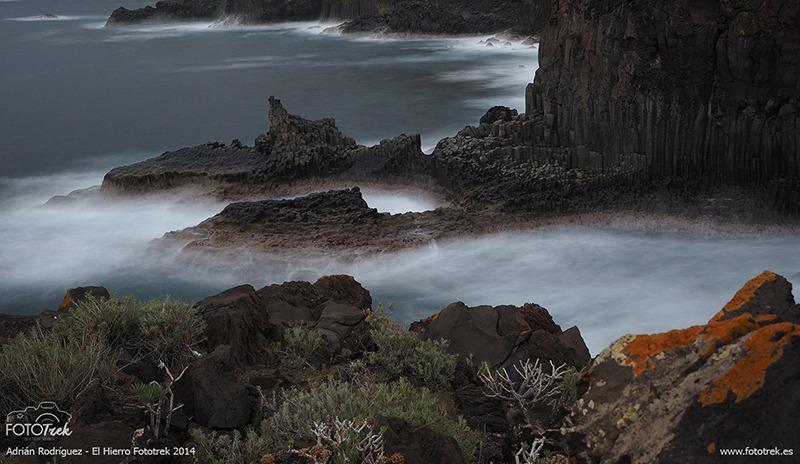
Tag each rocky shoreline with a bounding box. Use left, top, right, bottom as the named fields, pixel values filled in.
left=89, top=95, right=799, bottom=261
left=9, top=0, right=798, bottom=461
left=1, top=272, right=797, bottom=463
left=105, top=0, right=552, bottom=36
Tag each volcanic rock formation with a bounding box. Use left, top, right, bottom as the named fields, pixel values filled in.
left=526, top=0, right=800, bottom=213
left=564, top=271, right=800, bottom=463
left=106, top=0, right=552, bottom=35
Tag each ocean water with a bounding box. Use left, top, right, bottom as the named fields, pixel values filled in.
left=2, top=0, right=798, bottom=355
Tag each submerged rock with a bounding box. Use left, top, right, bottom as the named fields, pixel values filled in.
left=564, top=271, right=800, bottom=463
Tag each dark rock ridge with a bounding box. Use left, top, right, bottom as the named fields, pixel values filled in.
left=106, top=0, right=551, bottom=35
left=101, top=140, right=269, bottom=194
left=337, top=0, right=551, bottom=36
left=165, top=187, right=475, bottom=254
left=102, top=97, right=433, bottom=197
left=526, top=0, right=800, bottom=214
left=564, top=271, right=800, bottom=463
left=103, top=96, right=797, bottom=231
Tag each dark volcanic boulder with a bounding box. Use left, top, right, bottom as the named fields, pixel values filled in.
left=196, top=274, right=372, bottom=364
left=412, top=301, right=590, bottom=370
left=526, top=0, right=800, bottom=212
left=479, top=105, right=518, bottom=125
left=564, top=271, right=800, bottom=463
left=58, top=286, right=110, bottom=311
left=377, top=416, right=466, bottom=464
left=195, top=284, right=275, bottom=364
left=173, top=345, right=253, bottom=429
left=257, top=274, right=372, bottom=356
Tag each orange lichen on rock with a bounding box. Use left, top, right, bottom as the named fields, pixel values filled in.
left=711, top=271, right=778, bottom=322
left=58, top=292, right=73, bottom=310
left=698, top=322, right=799, bottom=406
left=707, top=443, right=717, bottom=454
left=698, top=313, right=777, bottom=358
left=622, top=313, right=779, bottom=375
left=621, top=270, right=787, bottom=376
left=410, top=312, right=439, bottom=334
left=622, top=325, right=703, bottom=375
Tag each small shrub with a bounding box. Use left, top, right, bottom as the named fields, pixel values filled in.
left=272, top=325, right=324, bottom=369
left=366, top=310, right=456, bottom=388
left=263, top=378, right=479, bottom=462
left=190, top=424, right=272, bottom=464
left=62, top=295, right=205, bottom=370
left=478, top=358, right=569, bottom=433
left=61, top=294, right=141, bottom=352
left=306, top=417, right=387, bottom=464
left=0, top=325, right=117, bottom=413
left=139, top=298, right=206, bottom=370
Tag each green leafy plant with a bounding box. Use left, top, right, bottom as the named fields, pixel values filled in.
left=131, top=362, right=189, bottom=439
left=60, top=294, right=141, bottom=352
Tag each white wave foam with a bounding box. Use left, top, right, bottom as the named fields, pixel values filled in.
left=7, top=14, right=105, bottom=22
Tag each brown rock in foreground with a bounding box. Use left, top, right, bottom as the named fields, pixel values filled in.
left=195, top=274, right=373, bottom=364
left=412, top=301, right=591, bottom=370
left=564, top=271, right=800, bottom=463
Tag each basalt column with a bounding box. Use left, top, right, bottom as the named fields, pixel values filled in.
left=526, top=0, right=800, bottom=211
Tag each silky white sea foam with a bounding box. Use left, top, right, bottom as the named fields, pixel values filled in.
left=2, top=168, right=798, bottom=355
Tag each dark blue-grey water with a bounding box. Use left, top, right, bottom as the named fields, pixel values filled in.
left=2, top=0, right=798, bottom=354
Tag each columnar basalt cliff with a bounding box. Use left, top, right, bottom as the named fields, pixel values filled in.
left=526, top=0, right=800, bottom=212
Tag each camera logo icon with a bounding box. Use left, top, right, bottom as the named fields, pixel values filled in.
left=5, top=402, right=72, bottom=440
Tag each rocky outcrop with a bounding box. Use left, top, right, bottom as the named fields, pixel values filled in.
left=411, top=301, right=591, bottom=370
left=564, top=271, right=800, bottom=463
left=102, top=97, right=434, bottom=196
left=165, top=187, right=475, bottom=255
left=101, top=141, right=269, bottom=194
left=107, top=0, right=324, bottom=25
left=57, top=286, right=110, bottom=311
left=526, top=0, right=800, bottom=213
left=196, top=274, right=373, bottom=364
left=106, top=0, right=551, bottom=34
left=377, top=416, right=467, bottom=464
left=339, top=0, right=550, bottom=35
